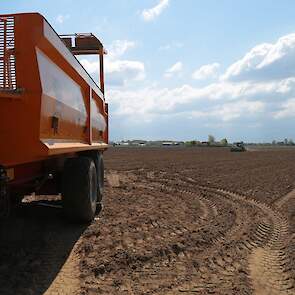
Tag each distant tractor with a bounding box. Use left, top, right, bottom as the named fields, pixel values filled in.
left=231, top=142, right=246, bottom=152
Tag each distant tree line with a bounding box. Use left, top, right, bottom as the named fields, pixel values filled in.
left=185, top=135, right=295, bottom=147
left=271, top=139, right=294, bottom=146
left=185, top=135, right=228, bottom=147
left=111, top=136, right=295, bottom=148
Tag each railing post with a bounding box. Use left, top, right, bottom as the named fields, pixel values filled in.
left=3, top=18, right=7, bottom=89
left=99, top=48, right=105, bottom=95
left=87, top=87, right=92, bottom=145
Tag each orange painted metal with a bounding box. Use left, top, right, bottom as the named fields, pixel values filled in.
left=0, top=13, right=108, bottom=189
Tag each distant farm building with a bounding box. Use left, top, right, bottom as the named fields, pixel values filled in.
left=162, top=142, right=174, bottom=146
left=201, top=141, right=209, bottom=146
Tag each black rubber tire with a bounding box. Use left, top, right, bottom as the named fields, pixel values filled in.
left=62, top=157, right=98, bottom=223
left=96, top=153, right=104, bottom=202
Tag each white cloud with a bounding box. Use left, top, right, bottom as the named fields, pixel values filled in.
left=105, top=60, right=145, bottom=85
left=56, top=14, right=70, bottom=24
left=194, top=100, right=264, bottom=122
left=164, top=62, right=183, bottom=78
left=108, top=40, right=136, bottom=59
left=80, top=40, right=145, bottom=86
left=274, top=98, right=295, bottom=119
left=222, top=33, right=295, bottom=82
left=192, top=63, right=220, bottom=80
left=81, top=58, right=145, bottom=87
left=80, top=32, right=295, bottom=140
left=105, top=57, right=295, bottom=122
left=142, top=0, right=169, bottom=22
left=107, top=80, right=268, bottom=121
left=226, top=100, right=265, bottom=119
left=159, top=42, right=184, bottom=51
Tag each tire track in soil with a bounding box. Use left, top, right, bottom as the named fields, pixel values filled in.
left=47, top=173, right=295, bottom=295
left=112, top=196, right=220, bottom=294
left=273, top=187, right=295, bottom=285
left=248, top=188, right=295, bottom=295
left=216, top=189, right=295, bottom=295
left=147, top=179, right=256, bottom=294
left=134, top=178, right=253, bottom=294
left=273, top=188, right=295, bottom=209
left=80, top=172, right=238, bottom=295
left=146, top=175, right=295, bottom=294
left=78, top=169, right=294, bottom=295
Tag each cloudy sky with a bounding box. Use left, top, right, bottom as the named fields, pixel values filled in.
left=3, top=1, right=295, bottom=142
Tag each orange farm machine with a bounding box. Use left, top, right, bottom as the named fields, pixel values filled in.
left=0, top=13, right=109, bottom=222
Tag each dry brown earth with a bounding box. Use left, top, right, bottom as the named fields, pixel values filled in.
left=0, top=147, right=295, bottom=294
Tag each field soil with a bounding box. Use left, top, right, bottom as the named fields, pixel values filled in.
left=0, top=147, right=295, bottom=295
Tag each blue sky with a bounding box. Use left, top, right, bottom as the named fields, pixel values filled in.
left=3, top=1, right=295, bottom=142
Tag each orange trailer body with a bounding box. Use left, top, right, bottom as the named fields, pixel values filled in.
left=0, top=13, right=108, bottom=203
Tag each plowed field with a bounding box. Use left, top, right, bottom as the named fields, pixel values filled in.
left=1, top=147, right=295, bottom=295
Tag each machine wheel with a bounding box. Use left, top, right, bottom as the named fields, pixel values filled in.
left=62, top=157, right=97, bottom=223
left=96, top=153, right=104, bottom=202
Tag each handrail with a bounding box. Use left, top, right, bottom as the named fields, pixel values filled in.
left=0, top=16, right=16, bottom=91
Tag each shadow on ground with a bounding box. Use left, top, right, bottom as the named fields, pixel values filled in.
left=0, top=200, right=87, bottom=295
